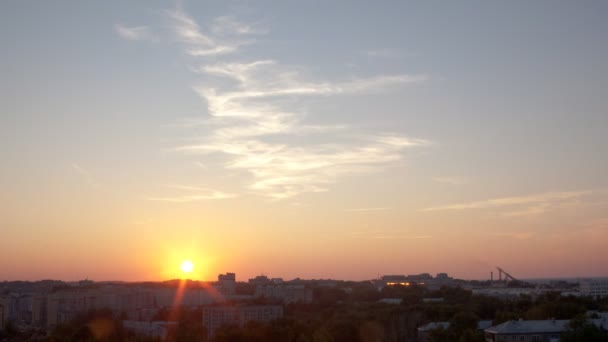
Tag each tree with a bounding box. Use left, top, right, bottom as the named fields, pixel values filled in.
left=561, top=317, right=608, bottom=342
left=457, top=328, right=485, bottom=342
left=449, top=311, right=479, bottom=333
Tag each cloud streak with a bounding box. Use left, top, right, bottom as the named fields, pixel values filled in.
left=146, top=185, right=237, bottom=202
left=433, top=176, right=467, bottom=186
left=115, top=24, right=158, bottom=42
left=422, top=190, right=590, bottom=213
left=344, top=207, right=392, bottom=212
left=373, top=234, right=433, bottom=240
left=211, top=16, right=268, bottom=35
left=489, top=232, right=535, bottom=240
left=167, top=9, right=258, bottom=57
left=71, top=163, right=100, bottom=188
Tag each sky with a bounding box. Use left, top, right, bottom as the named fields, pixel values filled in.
left=1, top=1, right=607, bottom=282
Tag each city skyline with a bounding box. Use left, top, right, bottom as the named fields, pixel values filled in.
left=1, top=1, right=607, bottom=282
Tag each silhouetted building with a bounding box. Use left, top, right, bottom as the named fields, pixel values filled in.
left=217, top=273, right=236, bottom=295
left=31, top=295, right=47, bottom=327
left=248, top=275, right=271, bottom=286
left=254, top=284, right=312, bottom=304
left=0, top=296, right=8, bottom=330
left=0, top=293, right=33, bottom=327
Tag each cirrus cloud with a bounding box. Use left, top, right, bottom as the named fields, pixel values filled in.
left=163, top=9, right=430, bottom=199
left=115, top=24, right=158, bottom=42
left=117, top=8, right=432, bottom=199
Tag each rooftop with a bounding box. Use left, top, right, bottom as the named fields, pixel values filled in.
left=485, top=320, right=569, bottom=334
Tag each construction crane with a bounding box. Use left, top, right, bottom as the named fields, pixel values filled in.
left=496, top=266, right=518, bottom=283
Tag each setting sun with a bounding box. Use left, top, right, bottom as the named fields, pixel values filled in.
left=180, top=260, right=194, bottom=273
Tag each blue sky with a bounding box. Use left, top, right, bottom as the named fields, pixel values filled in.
left=1, top=1, right=607, bottom=281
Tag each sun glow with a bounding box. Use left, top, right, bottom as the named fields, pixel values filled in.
left=180, top=260, right=194, bottom=273
left=156, top=243, right=216, bottom=280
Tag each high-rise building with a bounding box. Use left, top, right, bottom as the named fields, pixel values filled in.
left=217, top=273, right=236, bottom=295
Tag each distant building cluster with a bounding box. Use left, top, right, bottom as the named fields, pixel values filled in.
left=0, top=272, right=303, bottom=337
left=0, top=293, right=32, bottom=329
left=0, top=274, right=235, bottom=331
left=471, top=287, right=543, bottom=300
left=579, top=278, right=608, bottom=298
left=376, top=272, right=454, bottom=290
left=249, top=276, right=313, bottom=304
left=2, top=272, right=607, bottom=339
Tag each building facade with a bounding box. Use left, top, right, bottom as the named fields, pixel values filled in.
left=202, top=305, right=283, bottom=338
left=580, top=278, right=608, bottom=298
left=254, top=284, right=313, bottom=304
left=484, top=320, right=568, bottom=342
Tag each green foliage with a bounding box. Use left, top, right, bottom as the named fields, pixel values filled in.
left=493, top=310, right=519, bottom=325
left=428, top=327, right=454, bottom=342
left=449, top=311, right=479, bottom=333
left=525, top=300, right=585, bottom=320
left=561, top=319, right=608, bottom=342
left=457, top=328, right=485, bottom=342
left=314, top=287, right=348, bottom=308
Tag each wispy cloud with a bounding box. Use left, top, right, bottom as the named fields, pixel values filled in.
left=194, top=161, right=208, bottom=170
left=433, top=176, right=467, bottom=186
left=579, top=218, right=608, bottom=239
left=160, top=9, right=430, bottom=199
left=71, top=163, right=100, bottom=188
left=211, top=16, right=268, bottom=35
left=349, top=229, right=432, bottom=240
left=344, top=207, right=392, bottom=212
left=115, top=24, right=158, bottom=42
left=422, top=190, right=590, bottom=213
left=146, top=185, right=237, bottom=202
left=489, top=231, right=535, bottom=240
left=373, top=234, right=432, bottom=240
left=166, top=9, right=259, bottom=57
